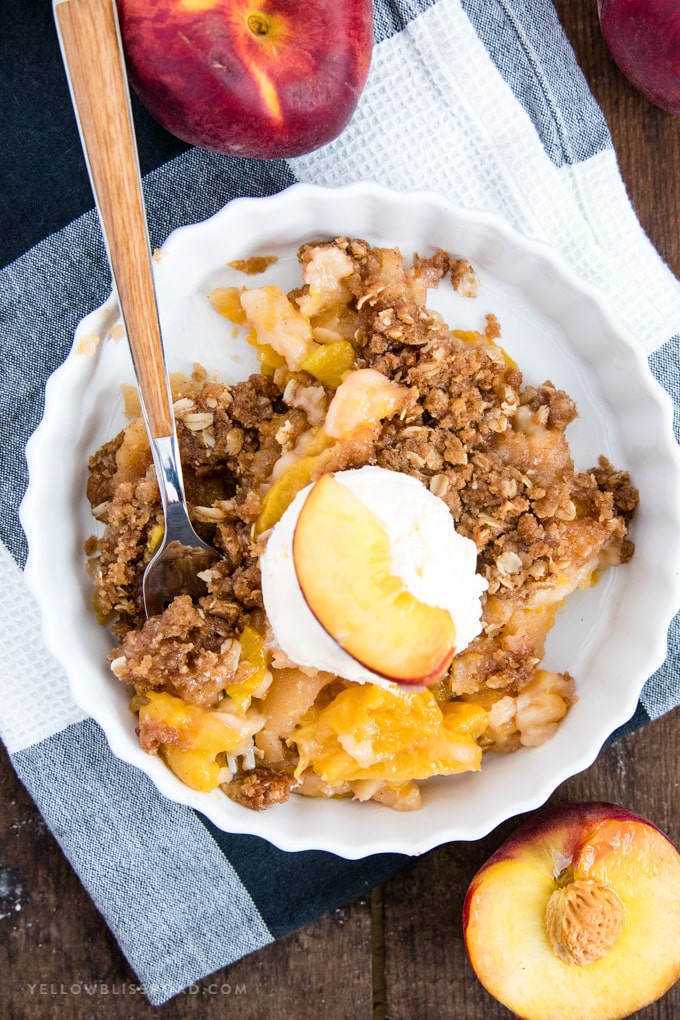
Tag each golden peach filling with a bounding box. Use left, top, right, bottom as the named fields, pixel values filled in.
left=294, top=687, right=487, bottom=785
left=86, top=238, right=638, bottom=811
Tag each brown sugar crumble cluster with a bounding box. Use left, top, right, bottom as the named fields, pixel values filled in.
left=85, top=237, right=638, bottom=811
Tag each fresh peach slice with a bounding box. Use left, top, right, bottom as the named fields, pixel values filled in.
left=292, top=473, right=457, bottom=685
left=463, top=801, right=680, bottom=1020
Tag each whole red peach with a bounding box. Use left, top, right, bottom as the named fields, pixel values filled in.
left=598, top=0, right=680, bottom=114
left=116, top=0, right=373, bottom=158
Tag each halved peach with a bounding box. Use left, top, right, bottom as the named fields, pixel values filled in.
left=463, top=801, right=680, bottom=1020
left=292, top=473, right=457, bottom=685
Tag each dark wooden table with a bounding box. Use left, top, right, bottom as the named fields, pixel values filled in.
left=2, top=3, right=679, bottom=1017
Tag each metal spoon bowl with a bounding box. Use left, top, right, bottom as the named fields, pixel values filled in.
left=54, top=0, right=219, bottom=617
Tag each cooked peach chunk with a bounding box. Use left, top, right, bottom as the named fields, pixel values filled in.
left=300, top=339, right=355, bottom=388
left=297, top=243, right=354, bottom=318
left=293, top=473, right=457, bottom=685
left=225, top=625, right=272, bottom=712
left=239, top=285, right=319, bottom=370
left=323, top=368, right=409, bottom=439
left=137, top=691, right=261, bottom=792
left=208, top=285, right=246, bottom=324
left=161, top=746, right=223, bottom=792
left=463, top=801, right=680, bottom=1020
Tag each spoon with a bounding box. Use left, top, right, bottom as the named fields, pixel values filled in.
left=54, top=0, right=219, bottom=617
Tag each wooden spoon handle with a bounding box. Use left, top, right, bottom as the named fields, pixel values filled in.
left=53, top=0, right=173, bottom=438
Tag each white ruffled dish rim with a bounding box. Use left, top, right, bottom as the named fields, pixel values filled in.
left=20, top=182, right=680, bottom=858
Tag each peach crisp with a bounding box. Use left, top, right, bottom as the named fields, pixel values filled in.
left=85, top=238, right=638, bottom=811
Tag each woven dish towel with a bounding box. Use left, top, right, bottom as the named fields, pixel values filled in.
left=2, top=0, right=679, bottom=1005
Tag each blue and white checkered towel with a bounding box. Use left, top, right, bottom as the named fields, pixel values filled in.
left=1, top=0, right=679, bottom=1004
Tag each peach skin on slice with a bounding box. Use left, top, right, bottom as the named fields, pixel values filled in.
left=463, top=801, right=680, bottom=1020
left=292, top=473, right=457, bottom=685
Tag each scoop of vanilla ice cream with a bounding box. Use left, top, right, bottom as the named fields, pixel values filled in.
left=260, top=465, right=487, bottom=687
